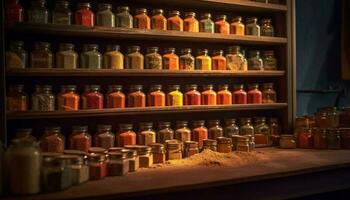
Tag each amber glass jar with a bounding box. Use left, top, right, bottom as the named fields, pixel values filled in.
left=147, top=85, right=166, bottom=107
left=167, top=10, right=183, bottom=31
left=106, top=85, right=125, bottom=109
left=254, top=117, right=270, bottom=146
left=230, top=16, right=245, bottom=36
left=125, top=46, right=144, bottom=69
left=151, top=9, right=166, bottom=30
left=82, top=85, right=104, bottom=109
left=145, top=47, right=162, bottom=70
left=175, top=121, right=191, bottom=142
left=57, top=85, right=80, bottom=111
left=117, top=124, right=136, bottom=147
left=167, top=85, right=183, bottom=106
left=56, top=43, right=78, bottom=69
left=116, top=6, right=133, bottom=28
left=69, top=126, right=91, bottom=152
left=214, top=15, right=229, bottom=34
left=127, top=85, right=146, bottom=108
left=31, top=42, right=53, bottom=68
left=262, top=83, right=277, bottom=103
left=7, top=84, right=28, bottom=111
left=312, top=128, right=327, bottom=149
left=224, top=119, right=239, bottom=137
left=208, top=120, right=223, bottom=140
left=138, top=122, right=156, bottom=146
left=217, top=84, right=232, bottom=105
left=184, top=12, right=199, bottom=32
left=262, top=51, right=277, bottom=70
left=246, top=17, right=260, bottom=36
left=163, top=47, right=179, bottom=70
left=226, top=46, right=246, bottom=71
left=233, top=84, right=247, bottom=104
left=103, top=45, right=124, bottom=69
left=185, top=84, right=201, bottom=105
left=201, top=84, right=217, bottom=105
left=298, top=128, right=313, bottom=149
left=94, top=125, right=115, bottom=149
left=40, top=127, right=65, bottom=153
left=195, top=49, right=212, bottom=70
left=31, top=85, right=55, bottom=111
left=179, top=48, right=195, bottom=70
left=247, top=84, right=262, bottom=104
left=240, top=118, right=254, bottom=136
left=192, top=120, right=208, bottom=148
left=199, top=13, right=214, bottom=33
left=212, top=50, right=226, bottom=70
left=157, top=122, right=174, bottom=143
left=134, top=8, right=150, bottom=29
left=6, top=40, right=27, bottom=69
left=260, top=18, right=274, bottom=37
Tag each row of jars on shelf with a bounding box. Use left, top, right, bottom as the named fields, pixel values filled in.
left=6, top=0, right=275, bottom=37
left=7, top=83, right=278, bottom=111
left=6, top=41, right=278, bottom=71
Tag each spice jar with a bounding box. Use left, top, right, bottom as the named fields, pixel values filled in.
left=126, top=149, right=139, bottom=172
left=116, top=6, right=133, bottom=28
left=246, top=17, right=260, bottom=36
left=212, top=50, right=226, bottom=70
left=192, top=120, right=208, bottom=148
left=226, top=46, right=246, bottom=71
left=55, top=43, right=77, bottom=69
left=106, top=85, right=125, bottom=108
left=236, top=137, right=250, bottom=152
left=312, top=128, right=327, bottom=149
left=68, top=155, right=89, bottom=185
left=6, top=40, right=27, bottom=69
left=254, top=117, right=271, bottom=146
left=326, top=107, right=340, bottom=128
left=75, top=3, right=94, bottom=27
left=230, top=16, right=245, bottom=36
left=175, top=121, right=192, bottom=143
left=31, top=42, right=53, bottom=68
left=57, top=85, right=79, bottom=111
left=5, top=139, right=40, bottom=195
left=247, top=84, right=262, bottom=104
left=225, top=119, right=240, bottom=137
left=184, top=141, right=199, bottom=157
left=148, top=85, right=166, bottom=107
left=184, top=12, right=199, bottom=32
left=196, top=49, right=212, bottom=70
left=107, top=152, right=129, bottom=176
left=233, top=84, right=247, bottom=104
left=82, top=85, right=104, bottom=109
left=294, top=116, right=310, bottom=137
left=96, top=3, right=115, bottom=27
left=134, top=8, right=150, bottom=29
left=199, top=13, right=214, bottom=33
left=127, top=85, right=146, bottom=107
left=279, top=135, right=297, bottom=149
left=217, top=137, right=232, bottom=153
left=138, top=122, right=156, bottom=146
left=52, top=1, right=71, bottom=25
left=117, top=124, right=136, bottom=147
left=341, top=128, right=350, bottom=149
left=179, top=48, right=195, bottom=70
left=217, top=84, right=232, bottom=105
left=167, top=85, right=183, bottom=106
left=248, top=50, right=263, bottom=70
left=145, top=47, right=162, bottom=69
left=167, top=10, right=183, bottom=31
left=88, top=153, right=106, bottom=180
left=103, top=45, right=124, bottom=69
left=151, top=9, right=167, bottom=30
left=135, top=145, right=153, bottom=168
left=203, top=139, right=217, bottom=151
left=240, top=118, right=255, bottom=136
left=262, top=51, right=277, bottom=70
left=69, top=126, right=91, bottom=152
left=201, top=84, right=217, bottom=105
left=5, top=0, right=24, bottom=26
left=260, top=18, right=274, bottom=36
left=185, top=84, right=201, bottom=105
left=298, top=128, right=313, bottom=149
left=7, top=84, right=28, bottom=111
left=269, top=118, right=281, bottom=145
left=230, top=135, right=243, bottom=151
left=163, top=47, right=179, bottom=70
left=31, top=85, right=55, bottom=111
left=125, top=46, right=144, bottom=69
left=157, top=122, right=174, bottom=143
left=28, top=0, right=48, bottom=24
left=215, top=15, right=229, bottom=34
left=150, top=143, right=166, bottom=164
left=80, top=44, right=102, bottom=69
left=15, top=128, right=36, bottom=141
left=166, top=141, right=182, bottom=160
left=208, top=120, right=223, bottom=139
left=327, top=129, right=341, bottom=150
left=40, top=127, right=65, bottom=153
left=262, top=83, right=277, bottom=103
left=94, top=125, right=115, bottom=149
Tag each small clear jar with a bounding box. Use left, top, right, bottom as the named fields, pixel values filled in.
left=240, top=118, right=255, bottom=136
left=214, top=15, right=229, bottom=34
left=233, top=84, right=247, bottom=104
left=262, top=83, right=277, bottom=103
left=28, top=0, right=48, bottom=24
left=248, top=50, right=263, bottom=70
left=82, top=85, right=104, bottom=109
left=96, top=3, right=115, bottom=27
left=195, top=49, right=212, bottom=70
left=145, top=47, right=162, bottom=69
left=57, top=85, right=80, bottom=111
left=185, top=84, right=201, bottom=105
left=52, top=1, right=71, bottom=25
left=201, top=84, right=217, bottom=105
left=262, top=50, right=277, bottom=70
left=237, top=137, right=250, bottom=152
left=150, top=143, right=166, bottom=164
left=231, top=135, right=245, bottom=151
left=203, top=139, right=217, bottom=151
left=107, top=152, right=129, bottom=176
left=224, top=119, right=240, bottom=137
left=103, top=45, right=124, bottom=69
left=313, top=128, right=327, bottom=149
left=41, top=156, right=72, bottom=192
left=31, top=85, right=55, bottom=111
left=179, top=48, right=195, bottom=70
left=157, top=122, right=174, bottom=144
left=166, top=141, right=182, bottom=160
left=7, top=84, right=28, bottom=111
left=184, top=141, right=199, bottom=157
left=298, top=128, right=313, bottom=149
left=30, top=42, right=53, bottom=68
left=126, top=149, right=139, bottom=172
left=117, top=124, right=137, bottom=147
left=68, top=155, right=89, bottom=185
left=15, top=128, right=36, bottom=141
left=327, top=129, right=341, bottom=150
left=279, top=135, right=297, bottom=149
left=138, top=122, right=156, bottom=146
left=116, top=6, right=133, bottom=28
left=260, top=18, right=274, bottom=37
left=136, top=146, right=153, bottom=168
left=245, top=17, right=260, bottom=36
left=69, top=126, right=91, bottom=152
left=217, top=84, right=232, bottom=105
left=199, top=13, right=214, bottom=33
left=230, top=16, right=245, bottom=36
left=40, top=127, right=65, bottom=153
left=56, top=43, right=78, bottom=69
left=184, top=12, right=199, bottom=32
left=269, top=118, right=281, bottom=145
left=247, top=83, right=262, bottom=104
left=212, top=50, right=227, bottom=70
left=226, top=46, right=246, bottom=71
left=217, top=137, right=232, bottom=153
left=5, top=0, right=24, bottom=26
left=208, top=120, right=223, bottom=140
left=80, top=44, right=102, bottom=69
left=254, top=117, right=270, bottom=146
left=125, top=46, right=144, bottom=69
left=175, top=121, right=192, bottom=143
left=95, top=125, right=115, bottom=149
left=163, top=47, right=179, bottom=70
left=75, top=3, right=94, bottom=27
left=192, top=120, right=208, bottom=148
left=88, top=153, right=106, bottom=180
left=6, top=40, right=27, bottom=69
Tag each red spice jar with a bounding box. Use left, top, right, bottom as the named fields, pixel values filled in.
left=214, top=15, right=230, bottom=34
left=127, top=85, right=146, bottom=108
left=232, top=84, right=247, bottom=104
left=57, top=85, right=80, bottom=111
left=94, top=125, right=115, bottom=149
left=298, top=128, right=313, bottom=149
left=201, top=84, right=217, bottom=105
left=247, top=83, right=262, bottom=104
left=212, top=50, right=226, bottom=70
left=192, top=120, right=208, bottom=148
left=185, top=84, right=201, bottom=105
left=340, top=128, right=350, bottom=149
left=5, top=0, right=24, bottom=26
left=82, top=85, right=104, bottom=109
left=312, top=128, right=327, bottom=149
left=106, top=85, right=125, bottom=109
left=40, top=127, right=65, bottom=153
left=88, top=153, right=106, bottom=180
left=217, top=84, right=232, bottom=105
left=134, top=8, right=150, bottom=29
left=7, top=84, right=28, bottom=111
left=75, top=3, right=94, bottom=27
left=147, top=84, right=166, bottom=107
left=117, top=124, right=136, bottom=147
left=69, top=126, right=91, bottom=152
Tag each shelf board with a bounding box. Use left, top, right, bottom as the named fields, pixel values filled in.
left=7, top=103, right=288, bottom=120
left=7, top=23, right=287, bottom=45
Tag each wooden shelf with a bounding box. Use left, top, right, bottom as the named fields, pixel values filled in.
left=7, top=23, right=287, bottom=45
left=7, top=103, right=288, bottom=120
left=6, top=69, right=286, bottom=77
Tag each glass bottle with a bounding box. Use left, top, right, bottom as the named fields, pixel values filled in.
left=6, top=40, right=27, bottom=69
left=127, top=85, right=146, bottom=107
left=7, top=84, right=28, bottom=111
left=138, top=122, right=156, bottom=146
left=28, top=0, right=48, bottom=24
left=208, top=120, right=223, bottom=139
left=80, top=44, right=102, bottom=69
left=106, top=85, right=125, bottom=108
left=167, top=85, right=183, bottom=106
left=94, top=125, right=115, bottom=149
left=233, top=84, right=247, bottom=104
left=134, top=8, right=150, bottom=29
left=107, top=151, right=129, bottom=176
left=117, top=124, right=136, bottom=147
left=269, top=118, right=281, bottom=145
left=31, top=85, right=55, bottom=111
left=157, top=122, right=174, bottom=143
left=199, top=13, right=214, bottom=33
left=30, top=42, right=53, bottom=68
left=215, top=15, right=230, bottom=34
left=242, top=50, right=249, bottom=71
left=312, top=128, right=327, bottom=149
left=167, top=10, right=183, bottom=31
left=40, top=127, right=65, bottom=153
left=247, top=84, right=262, bottom=104
left=240, top=118, right=255, bottom=136
left=75, top=3, right=94, bottom=27
left=103, top=45, right=123, bottom=69
left=151, top=9, right=167, bottom=30
left=179, top=48, right=195, bottom=70
left=217, top=84, right=232, bottom=105
left=125, top=46, right=144, bottom=69
left=201, top=84, right=217, bottom=105
left=184, top=12, right=199, bottom=32
left=96, top=3, right=115, bottom=27
left=298, top=128, right=313, bottom=149
left=116, top=6, right=133, bottom=28
left=226, top=46, right=245, bottom=71
left=147, top=84, right=166, bottom=107
left=248, top=50, right=263, bottom=70
left=56, top=43, right=78, bottom=69
left=327, top=129, right=341, bottom=149
left=262, top=50, right=277, bottom=70
left=212, top=50, right=226, bottom=70
left=192, top=120, right=208, bottom=148
left=52, top=1, right=71, bottom=25
left=246, top=17, right=260, bottom=36
left=69, top=126, right=91, bottom=152
left=260, top=18, right=274, bottom=37
left=5, top=0, right=24, bottom=26
left=163, top=47, right=179, bottom=70
left=57, top=85, right=80, bottom=111
left=185, top=84, right=201, bottom=105
left=225, top=118, right=240, bottom=137
left=145, top=47, right=162, bottom=69
left=175, top=121, right=192, bottom=142
left=195, top=49, right=212, bottom=70
left=82, top=85, right=104, bottom=109
left=230, top=16, right=245, bottom=36
left=262, top=83, right=277, bottom=103
left=254, top=117, right=270, bottom=146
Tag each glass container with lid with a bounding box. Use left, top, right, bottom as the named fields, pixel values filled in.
left=52, top=1, right=71, bottom=25
left=81, top=44, right=102, bottom=69
left=6, top=40, right=27, bottom=69
left=260, top=18, right=274, bottom=36
left=150, top=143, right=166, bottom=164
left=163, top=47, right=179, bottom=70
left=279, top=135, right=296, bottom=149
left=224, top=119, right=239, bottom=137
left=151, top=9, right=166, bottom=30
left=179, top=48, right=195, bottom=70
left=5, top=0, right=24, bottom=26
left=28, top=0, right=48, bottom=24
left=175, top=121, right=191, bottom=143
left=94, top=125, right=115, bottom=149
left=262, top=50, right=277, bottom=70
left=208, top=120, right=223, bottom=139
left=247, top=83, right=262, bottom=104
left=56, top=43, right=77, bottom=69
left=107, top=152, right=129, bottom=176
left=195, top=49, right=212, bottom=70
left=138, top=122, right=156, bottom=146
left=212, top=50, right=226, bottom=70
left=248, top=50, right=263, bottom=70
left=236, top=136, right=250, bottom=152
left=192, top=120, right=208, bottom=148
left=214, top=15, right=229, bottom=34
left=201, top=84, right=217, bottom=105
left=7, top=84, right=28, bottom=111
left=40, top=127, right=65, bottom=153
left=167, top=10, right=183, bottom=31
left=88, top=153, right=106, bottom=180
left=126, top=46, right=144, bottom=69
left=262, top=83, right=277, bottom=103
left=147, top=84, right=166, bottom=107
left=246, top=17, right=260, bottom=36
left=184, top=141, right=199, bottom=157
left=226, top=46, right=246, bottom=71
left=185, top=84, right=201, bottom=105
left=240, top=118, right=254, bottom=136
left=217, top=137, right=232, bottom=153
left=184, top=12, right=199, bottom=32
left=145, top=47, right=162, bottom=69
left=127, top=85, right=146, bottom=107
left=199, top=13, right=214, bottom=33
left=167, top=85, right=183, bottom=106
left=96, top=3, right=115, bottom=27
left=254, top=117, right=270, bottom=146
left=82, top=85, right=104, bottom=109
left=69, top=126, right=91, bottom=152
left=116, top=6, right=133, bottom=28
left=233, top=84, right=247, bottom=104
left=75, top=3, right=94, bottom=26
left=57, top=85, right=79, bottom=111
left=217, top=84, right=232, bottom=105
left=230, top=16, right=245, bottom=36
left=31, top=42, right=53, bottom=68
left=134, top=8, right=150, bottom=29
left=203, top=139, right=217, bottom=151
left=157, top=122, right=174, bottom=143
left=31, top=85, right=55, bottom=111
left=106, top=85, right=125, bottom=108
left=117, top=124, right=137, bottom=147
left=327, top=129, right=341, bottom=149
left=103, top=45, right=124, bottom=69
left=166, top=140, right=182, bottom=160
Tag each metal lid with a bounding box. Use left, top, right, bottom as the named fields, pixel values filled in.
left=262, top=83, right=274, bottom=88
left=119, top=123, right=133, bottom=130
left=44, top=126, right=61, bottom=133
left=61, top=85, right=77, bottom=90
left=184, top=141, right=198, bottom=148
left=203, top=139, right=217, bottom=146
left=263, top=50, right=274, bottom=56
left=158, top=121, right=171, bottom=128
left=169, top=10, right=180, bottom=16
left=97, top=125, right=112, bottom=132
left=168, top=85, right=181, bottom=91
left=216, top=15, right=227, bottom=20
left=201, top=13, right=212, bottom=19
left=217, top=137, right=232, bottom=144
left=88, top=147, right=107, bottom=154
left=185, top=12, right=196, bottom=17
left=88, top=153, right=105, bottom=162
left=108, top=85, right=123, bottom=91
left=72, top=126, right=88, bottom=132
left=108, top=152, right=126, bottom=160
left=246, top=17, right=258, bottom=23
left=85, top=85, right=100, bottom=91
left=164, top=47, right=176, bottom=53
left=98, top=3, right=112, bottom=10
left=136, top=8, right=147, bottom=14
left=117, top=6, right=129, bottom=11
left=64, top=150, right=87, bottom=156
left=212, top=50, right=224, bottom=56
left=208, top=120, right=220, bottom=126
left=218, top=84, right=229, bottom=90
left=83, top=44, right=98, bottom=50
left=147, top=47, right=159, bottom=53
left=186, top=84, right=198, bottom=90
left=139, top=122, right=153, bottom=129
left=193, top=120, right=205, bottom=127
left=106, top=45, right=120, bottom=52
left=248, top=50, right=260, bottom=57
left=152, top=9, right=164, bottom=14
left=150, top=143, right=165, bottom=153
left=150, top=84, right=162, bottom=91
left=108, top=147, right=125, bottom=152
left=176, top=121, right=188, bottom=127
left=128, top=46, right=140, bottom=52
left=248, top=83, right=259, bottom=89
left=129, top=85, right=143, bottom=91
left=59, top=43, right=74, bottom=50
left=225, top=118, right=237, bottom=125
left=232, top=16, right=242, bottom=22
left=181, top=48, right=192, bottom=54
left=202, top=84, right=214, bottom=90
left=78, top=3, right=91, bottom=8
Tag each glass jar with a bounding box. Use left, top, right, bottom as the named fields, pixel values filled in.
left=341, top=128, right=350, bottom=149
left=192, top=120, right=208, bottom=148
left=247, top=84, right=262, bottom=104
left=82, top=85, right=104, bottom=109
left=150, top=143, right=166, bottom=164
left=184, top=141, right=199, bottom=157
left=5, top=0, right=24, bottom=26
left=163, top=47, right=179, bottom=70
left=52, top=1, right=71, bottom=25
left=5, top=139, right=40, bottom=195
left=294, top=116, right=310, bottom=137
left=167, top=10, right=183, bottom=31
left=117, top=124, right=136, bottom=147
left=199, top=13, right=214, bottom=33
left=260, top=18, right=274, bottom=37
left=215, top=15, right=229, bottom=34
left=217, top=84, right=232, bottom=105
left=127, top=85, right=146, bottom=107
left=262, top=50, right=277, bottom=70
left=167, top=85, right=183, bottom=106
left=103, top=45, right=124, bottom=69
left=226, top=46, right=246, bottom=71
left=147, top=85, right=166, bottom=107
left=68, top=155, right=89, bottom=185
left=31, top=85, right=55, bottom=111
left=326, top=107, right=340, bottom=128
left=126, top=149, right=139, bottom=172
left=233, top=84, right=247, bottom=104
left=230, top=16, right=245, bottom=36
left=185, top=84, right=201, bottom=105
left=166, top=141, right=182, bottom=160
left=80, top=44, right=102, bottom=69
left=116, top=6, right=133, bottom=28
left=40, top=127, right=65, bottom=153
left=179, top=48, right=195, bottom=70
left=157, top=122, right=174, bottom=143
left=339, top=107, right=350, bottom=128
left=56, top=43, right=77, bottom=69
left=298, top=128, right=313, bottom=149
left=225, top=119, right=240, bottom=137
left=246, top=17, right=260, bottom=36
left=75, top=3, right=94, bottom=27
left=28, top=0, right=48, bottom=24
left=203, top=139, right=217, bottom=151
left=107, top=152, right=129, bottom=176
left=236, top=137, right=250, bottom=152
left=262, top=83, right=277, bottom=103
left=312, top=128, right=327, bottom=149
left=134, top=8, right=150, bottom=29
left=57, top=85, right=79, bottom=111
left=212, top=50, right=226, bottom=70
left=7, top=84, right=28, bottom=111
left=195, top=49, right=212, bottom=70
left=88, top=153, right=106, bottom=180
left=125, top=46, right=144, bottom=69
left=254, top=117, right=270, bottom=146
left=279, top=135, right=296, bottom=149
left=145, top=47, right=162, bottom=69
left=6, top=40, right=27, bottom=69
left=327, top=129, right=341, bottom=150
left=15, top=128, right=36, bottom=141
left=69, top=126, right=91, bottom=152
left=208, top=120, right=223, bottom=139
left=106, top=85, right=125, bottom=108
left=240, top=118, right=255, bottom=136
left=151, top=9, right=167, bottom=30
left=217, top=137, right=232, bottom=153
left=184, top=12, right=199, bottom=32
left=248, top=50, right=263, bottom=70
left=315, top=112, right=327, bottom=129
left=94, top=125, right=115, bottom=149
left=96, top=3, right=115, bottom=27
left=30, top=42, right=53, bottom=68
left=269, top=118, right=281, bottom=145
left=175, top=121, right=192, bottom=143
left=135, top=146, right=153, bottom=168
left=201, top=84, right=217, bottom=105
left=138, top=122, right=156, bottom=146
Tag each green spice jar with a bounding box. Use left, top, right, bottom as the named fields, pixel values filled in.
left=116, top=6, right=133, bottom=28
left=30, top=42, right=53, bottom=68
left=262, top=50, right=277, bottom=70
left=56, top=43, right=78, bottom=69
left=103, top=45, right=124, bottom=69
left=80, top=44, right=102, bottom=69
left=125, top=46, right=144, bottom=69
left=145, top=47, right=162, bottom=69
left=96, top=3, right=115, bottom=27
left=52, top=1, right=71, bottom=25
left=199, top=13, right=214, bottom=33
left=6, top=40, right=27, bottom=69
left=28, top=0, right=48, bottom=24
left=248, top=50, right=263, bottom=70
left=179, top=48, right=195, bottom=70
left=246, top=17, right=260, bottom=36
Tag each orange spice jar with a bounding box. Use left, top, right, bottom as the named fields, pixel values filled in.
left=147, top=84, right=166, bottom=107
left=215, top=15, right=229, bottom=34
left=127, top=85, right=146, bottom=108
left=7, top=84, right=28, bottom=111
left=69, top=126, right=91, bottom=153
left=106, top=85, right=125, bottom=108
left=57, top=85, right=80, bottom=111
left=185, top=84, right=201, bottom=105
left=134, top=8, right=150, bottom=29
left=163, top=47, right=179, bottom=70
left=117, top=124, right=136, bottom=147
left=40, top=127, right=65, bottom=153
left=183, top=12, right=199, bottom=32
left=192, top=120, right=208, bottom=148
left=151, top=9, right=166, bottom=30
left=201, top=84, right=217, bottom=105
left=167, top=10, right=183, bottom=31
left=230, top=16, right=245, bottom=36
left=217, top=84, right=232, bottom=105
left=212, top=50, right=226, bottom=70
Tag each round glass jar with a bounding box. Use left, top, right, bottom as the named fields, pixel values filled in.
left=56, top=43, right=78, bottom=69
left=150, top=143, right=166, bottom=164
left=208, top=120, right=223, bottom=139
left=69, top=126, right=91, bottom=152
left=106, top=85, right=125, bottom=109
left=7, top=84, right=28, bottom=111
left=6, top=40, right=27, bottom=69
left=192, top=120, right=208, bottom=148
left=134, top=8, right=150, bottom=29
left=138, top=122, right=156, bottom=146
left=127, top=85, right=146, bottom=108
left=167, top=85, right=183, bottom=106
left=145, top=47, right=162, bottom=70
left=247, top=50, right=263, bottom=70
left=199, top=13, right=214, bottom=33
left=147, top=84, right=166, bottom=107
left=185, top=84, right=201, bottom=105
left=174, top=121, right=192, bottom=143
left=224, top=118, right=240, bottom=137
left=116, top=6, right=133, bottom=28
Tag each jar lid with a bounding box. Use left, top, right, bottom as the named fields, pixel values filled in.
left=176, top=121, right=188, bottom=127
left=98, top=3, right=112, bottom=10
left=64, top=150, right=87, bottom=156
left=181, top=48, right=192, bottom=54
left=35, top=84, right=52, bottom=91
left=97, top=125, right=112, bottom=132
left=232, top=16, right=242, bottom=22
left=218, top=84, right=229, bottom=90
left=246, top=17, right=258, bottom=23
left=108, top=152, right=126, bottom=159
left=78, top=3, right=91, bottom=8
left=129, top=85, right=143, bottom=91
left=108, top=147, right=125, bottom=152
left=225, top=118, right=237, bottom=124
left=128, top=46, right=140, bottom=51
left=240, top=118, right=252, bottom=124
left=83, top=44, right=98, bottom=50
left=248, top=83, right=259, bottom=89
left=59, top=43, right=74, bottom=49
left=55, top=1, right=69, bottom=7
left=216, top=15, right=227, bottom=20
left=261, top=18, right=272, bottom=23
left=248, top=50, right=260, bottom=57
left=158, top=121, right=171, bottom=128
left=62, top=85, right=77, bottom=90
left=88, top=153, right=105, bottom=162
left=135, top=145, right=152, bottom=155
left=117, top=6, right=129, bottom=11
left=106, top=45, right=120, bottom=51
left=150, top=84, right=162, bottom=90
left=119, top=123, right=133, bottom=130
left=15, top=128, right=33, bottom=136
left=85, top=85, right=100, bottom=91
left=233, top=84, right=244, bottom=90
left=185, top=12, right=196, bottom=17
left=201, top=13, right=211, bottom=19
left=108, top=85, right=123, bottom=91
left=217, top=137, right=232, bottom=144
left=88, top=147, right=107, bottom=154
left=136, top=8, right=147, bottom=14
left=208, top=120, right=220, bottom=126
left=184, top=141, right=198, bottom=148
left=263, top=50, right=274, bottom=56
left=192, top=120, right=205, bottom=127
left=186, top=84, right=198, bottom=90
left=168, top=85, right=181, bottom=91
left=139, top=122, right=153, bottom=129
left=153, top=9, right=164, bottom=14
left=212, top=50, right=224, bottom=56
left=44, top=126, right=61, bottom=133
left=169, top=10, right=180, bottom=16
left=228, top=46, right=241, bottom=53
left=166, top=141, right=181, bottom=150
left=165, top=47, right=176, bottom=53
left=203, top=84, right=213, bottom=90
left=269, top=118, right=278, bottom=123
left=72, top=126, right=88, bottom=132
left=35, top=42, right=50, bottom=49
left=203, top=139, right=217, bottom=146
left=198, top=49, right=208, bottom=54
left=147, top=47, right=159, bottom=53
left=254, top=117, right=266, bottom=123
left=262, top=83, right=274, bottom=88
